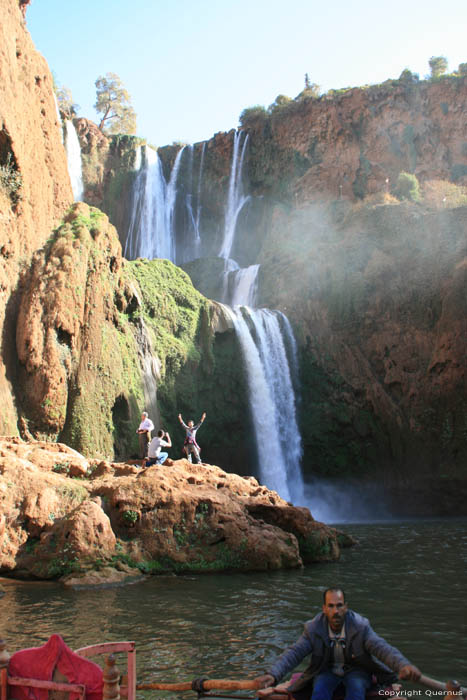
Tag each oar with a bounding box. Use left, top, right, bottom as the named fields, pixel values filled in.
left=137, top=678, right=261, bottom=692
left=418, top=675, right=466, bottom=697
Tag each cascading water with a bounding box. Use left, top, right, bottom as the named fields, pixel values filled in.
left=124, top=145, right=185, bottom=262
left=194, top=142, right=206, bottom=248
left=221, top=260, right=259, bottom=306
left=165, top=145, right=186, bottom=262
left=219, top=130, right=250, bottom=260
left=222, top=303, right=304, bottom=503
left=134, top=317, right=161, bottom=427
left=64, top=120, right=83, bottom=201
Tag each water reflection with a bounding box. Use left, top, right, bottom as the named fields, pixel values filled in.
left=1, top=520, right=466, bottom=697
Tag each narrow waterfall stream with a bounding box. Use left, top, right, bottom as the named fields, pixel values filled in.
left=219, top=130, right=250, bottom=260
left=63, top=120, right=83, bottom=201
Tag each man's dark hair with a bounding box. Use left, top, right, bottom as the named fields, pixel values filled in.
left=323, top=588, right=346, bottom=604
left=157, top=429, right=164, bottom=437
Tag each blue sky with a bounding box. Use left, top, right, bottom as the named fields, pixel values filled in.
left=27, top=0, right=466, bottom=147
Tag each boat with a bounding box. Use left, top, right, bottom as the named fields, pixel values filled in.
left=0, top=635, right=465, bottom=700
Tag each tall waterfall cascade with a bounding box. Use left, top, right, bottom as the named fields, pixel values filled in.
left=64, top=120, right=83, bottom=201
left=120, top=129, right=305, bottom=502
left=124, top=145, right=180, bottom=262
left=125, top=143, right=207, bottom=265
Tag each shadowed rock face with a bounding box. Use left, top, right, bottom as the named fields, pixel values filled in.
left=0, top=437, right=353, bottom=582
left=0, top=0, right=73, bottom=434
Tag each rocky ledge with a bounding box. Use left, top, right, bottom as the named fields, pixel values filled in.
left=0, top=438, right=353, bottom=586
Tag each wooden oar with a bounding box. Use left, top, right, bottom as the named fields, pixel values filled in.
left=137, top=678, right=261, bottom=692
left=418, top=675, right=466, bottom=697
left=137, top=674, right=467, bottom=697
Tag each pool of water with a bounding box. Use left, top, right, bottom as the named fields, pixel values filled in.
left=1, top=519, right=466, bottom=697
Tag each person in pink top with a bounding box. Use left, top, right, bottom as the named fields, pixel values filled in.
left=178, top=412, right=206, bottom=463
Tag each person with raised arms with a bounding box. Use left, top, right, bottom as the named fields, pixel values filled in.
left=178, top=412, right=206, bottom=464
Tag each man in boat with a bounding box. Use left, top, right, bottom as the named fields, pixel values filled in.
left=136, top=411, right=154, bottom=459
left=145, top=430, right=172, bottom=466
left=178, top=412, right=206, bottom=464
left=255, top=588, right=421, bottom=700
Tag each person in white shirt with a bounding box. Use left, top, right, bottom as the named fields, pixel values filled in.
left=136, top=411, right=154, bottom=458
left=145, top=430, right=172, bottom=466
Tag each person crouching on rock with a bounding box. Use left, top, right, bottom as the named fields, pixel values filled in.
left=145, top=430, right=172, bottom=467
left=178, top=412, right=206, bottom=464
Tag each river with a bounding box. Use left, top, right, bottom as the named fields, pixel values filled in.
left=1, top=520, right=466, bottom=697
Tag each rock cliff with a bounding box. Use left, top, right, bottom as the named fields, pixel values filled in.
left=0, top=0, right=72, bottom=433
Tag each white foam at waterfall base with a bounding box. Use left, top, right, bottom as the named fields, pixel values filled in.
left=64, top=120, right=83, bottom=201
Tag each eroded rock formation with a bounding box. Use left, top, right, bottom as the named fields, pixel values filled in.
left=0, top=437, right=352, bottom=582
left=0, top=0, right=72, bottom=433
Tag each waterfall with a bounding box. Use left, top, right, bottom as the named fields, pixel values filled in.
left=165, top=145, right=186, bottom=262
left=64, top=120, right=83, bottom=201
left=53, top=94, right=63, bottom=144
left=134, top=317, right=161, bottom=428
left=218, top=256, right=304, bottom=502
left=221, top=260, right=259, bottom=306
left=124, top=145, right=186, bottom=262
left=194, top=142, right=206, bottom=249
left=222, top=304, right=304, bottom=502
left=133, top=145, right=142, bottom=172
left=179, top=145, right=202, bottom=264
left=219, top=131, right=250, bottom=259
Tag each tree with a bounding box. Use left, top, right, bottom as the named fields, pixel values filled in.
left=94, top=73, right=137, bottom=135
left=239, top=105, right=268, bottom=127
left=56, top=86, right=79, bottom=118
left=428, top=56, right=448, bottom=79
left=457, top=62, right=467, bottom=76
left=398, top=68, right=419, bottom=84
left=268, top=94, right=292, bottom=112
left=394, top=171, right=421, bottom=202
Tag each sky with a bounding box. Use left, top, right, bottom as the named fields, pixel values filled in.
left=27, top=0, right=467, bottom=147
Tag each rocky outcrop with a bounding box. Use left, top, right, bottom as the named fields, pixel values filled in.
left=0, top=437, right=352, bottom=581
left=0, top=0, right=72, bottom=434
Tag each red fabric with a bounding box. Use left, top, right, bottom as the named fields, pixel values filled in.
left=8, top=634, right=103, bottom=700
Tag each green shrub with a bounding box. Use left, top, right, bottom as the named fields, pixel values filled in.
left=394, top=171, right=421, bottom=202
left=0, top=154, right=23, bottom=205
left=122, top=509, right=138, bottom=525
left=239, top=105, right=268, bottom=127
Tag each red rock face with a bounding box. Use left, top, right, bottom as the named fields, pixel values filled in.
left=244, top=79, right=467, bottom=202
left=0, top=0, right=73, bottom=433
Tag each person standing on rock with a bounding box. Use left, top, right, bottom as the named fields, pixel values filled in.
left=136, top=411, right=154, bottom=459
left=255, top=588, right=421, bottom=700
left=145, top=430, right=172, bottom=467
left=178, top=412, right=206, bottom=464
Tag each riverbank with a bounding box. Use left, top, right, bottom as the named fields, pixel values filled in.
left=0, top=437, right=353, bottom=583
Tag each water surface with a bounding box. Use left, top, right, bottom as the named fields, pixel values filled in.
left=1, top=520, right=466, bottom=697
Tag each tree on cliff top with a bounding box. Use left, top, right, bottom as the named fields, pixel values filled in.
left=428, top=56, right=448, bottom=79
left=52, top=73, right=79, bottom=118
left=94, top=73, right=137, bottom=135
